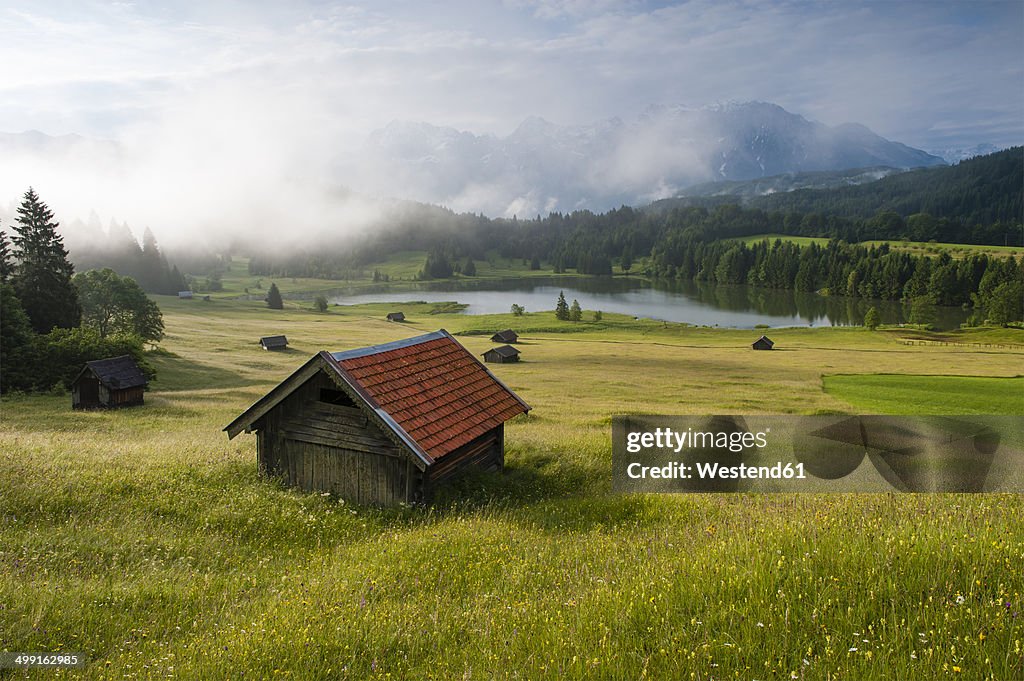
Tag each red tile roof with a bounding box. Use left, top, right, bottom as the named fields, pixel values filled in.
left=332, top=331, right=529, bottom=460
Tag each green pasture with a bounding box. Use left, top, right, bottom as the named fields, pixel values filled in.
left=738, top=233, right=1019, bottom=259
left=825, top=374, right=1024, bottom=415
left=205, top=251, right=617, bottom=301
left=2, top=294, right=1023, bottom=679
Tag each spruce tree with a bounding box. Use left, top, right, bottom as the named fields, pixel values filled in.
left=140, top=227, right=165, bottom=293
left=569, top=298, right=582, bottom=321
left=266, top=282, right=284, bottom=309
left=0, top=283, right=36, bottom=393
left=10, top=188, right=81, bottom=333
left=462, top=257, right=476, bottom=276
left=864, top=306, right=880, bottom=330
left=555, top=290, right=569, bottom=320
left=620, top=245, right=633, bottom=273
left=0, top=229, right=12, bottom=283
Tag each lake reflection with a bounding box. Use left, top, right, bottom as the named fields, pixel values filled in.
left=326, top=277, right=968, bottom=330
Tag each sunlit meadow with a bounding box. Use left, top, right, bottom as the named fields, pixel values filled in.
left=2, top=293, right=1022, bottom=679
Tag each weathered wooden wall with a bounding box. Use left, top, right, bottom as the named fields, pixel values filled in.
left=108, top=386, right=144, bottom=407
left=483, top=352, right=518, bottom=364
left=256, top=372, right=422, bottom=505
left=73, top=376, right=143, bottom=409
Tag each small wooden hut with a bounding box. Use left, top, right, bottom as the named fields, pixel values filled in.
left=260, top=335, right=289, bottom=351
left=224, top=330, right=530, bottom=505
left=386, top=312, right=406, bottom=322
left=490, top=329, right=519, bottom=343
left=483, top=345, right=521, bottom=363
left=752, top=335, right=775, bottom=351
left=72, top=355, right=147, bottom=410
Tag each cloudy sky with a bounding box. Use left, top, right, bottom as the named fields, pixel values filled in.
left=0, top=1, right=1020, bottom=242
left=2, top=0, right=1021, bottom=148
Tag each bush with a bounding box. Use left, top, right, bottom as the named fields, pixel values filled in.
left=314, top=295, right=328, bottom=313
left=33, top=327, right=151, bottom=391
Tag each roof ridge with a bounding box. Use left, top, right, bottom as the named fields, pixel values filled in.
left=330, top=330, right=448, bottom=361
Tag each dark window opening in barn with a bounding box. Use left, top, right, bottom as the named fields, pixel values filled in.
left=319, top=388, right=356, bottom=407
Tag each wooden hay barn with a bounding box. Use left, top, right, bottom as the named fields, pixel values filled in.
left=483, top=345, right=521, bottom=363
left=490, top=329, right=519, bottom=343
left=260, top=335, right=289, bottom=351
left=72, top=355, right=147, bottom=410
left=224, top=330, right=530, bottom=505
left=752, top=335, right=775, bottom=350
left=386, top=311, right=406, bottom=322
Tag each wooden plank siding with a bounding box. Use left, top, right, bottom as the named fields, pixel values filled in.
left=254, top=371, right=422, bottom=505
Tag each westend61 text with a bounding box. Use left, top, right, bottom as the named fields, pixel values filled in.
left=627, top=461, right=807, bottom=480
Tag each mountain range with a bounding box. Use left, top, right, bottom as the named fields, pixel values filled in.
left=2, top=102, right=972, bottom=222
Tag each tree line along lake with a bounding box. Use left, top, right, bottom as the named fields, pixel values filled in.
left=318, top=276, right=971, bottom=330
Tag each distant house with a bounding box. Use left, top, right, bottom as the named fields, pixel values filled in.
left=490, top=329, right=519, bottom=344
left=178, top=291, right=193, bottom=299
left=224, top=330, right=530, bottom=505
left=72, top=355, right=147, bottom=410
left=482, top=345, right=521, bottom=363
left=386, top=312, right=406, bottom=322
left=260, top=335, right=289, bottom=351
left=752, top=335, right=775, bottom=351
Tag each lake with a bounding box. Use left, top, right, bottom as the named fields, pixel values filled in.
left=327, top=277, right=969, bottom=329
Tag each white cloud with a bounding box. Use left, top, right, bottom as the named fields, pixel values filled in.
left=0, top=0, right=1019, bottom=237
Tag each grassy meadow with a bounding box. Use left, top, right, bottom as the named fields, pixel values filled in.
left=2, top=294, right=1023, bottom=679
left=209, top=251, right=619, bottom=301
left=738, top=234, right=1021, bottom=260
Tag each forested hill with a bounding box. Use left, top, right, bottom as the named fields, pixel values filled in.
left=653, top=147, right=1022, bottom=227
left=245, top=147, right=1022, bottom=283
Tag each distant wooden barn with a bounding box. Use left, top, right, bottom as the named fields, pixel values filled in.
left=178, top=291, right=193, bottom=299
left=483, top=345, right=521, bottom=363
left=72, top=355, right=147, bottom=410
left=260, top=335, right=289, bottom=351
left=490, top=329, right=519, bottom=343
left=386, top=312, right=406, bottom=322
left=224, top=330, right=530, bottom=505
left=752, top=335, right=775, bottom=350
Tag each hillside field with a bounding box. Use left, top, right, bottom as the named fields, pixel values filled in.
left=2, top=296, right=1023, bottom=679
left=737, top=234, right=1021, bottom=260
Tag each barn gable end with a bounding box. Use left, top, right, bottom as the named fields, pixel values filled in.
left=253, top=370, right=420, bottom=504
